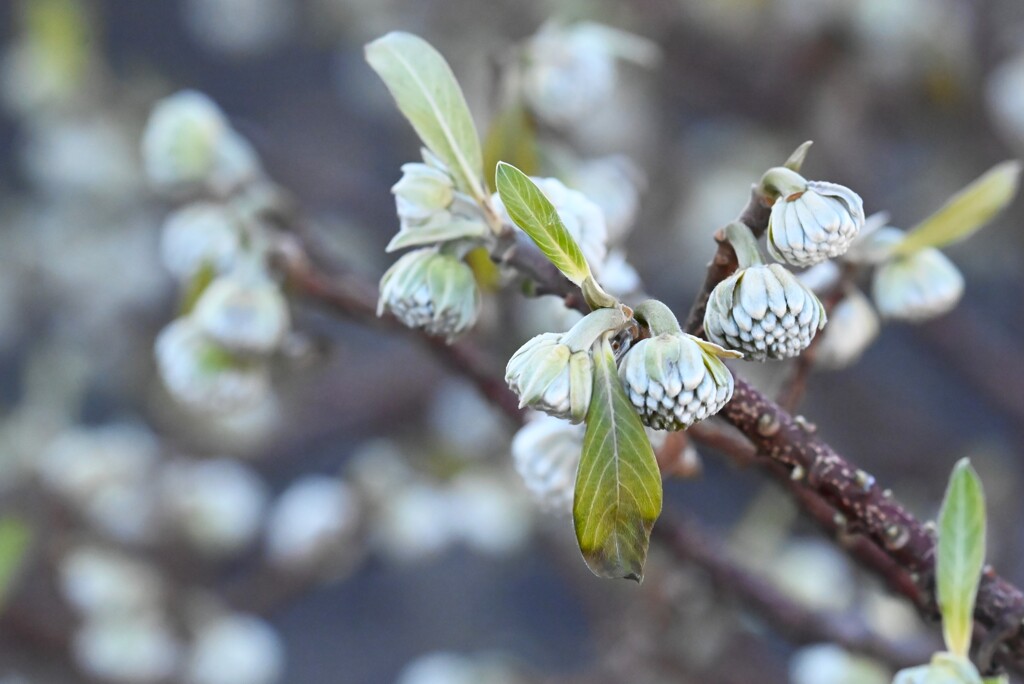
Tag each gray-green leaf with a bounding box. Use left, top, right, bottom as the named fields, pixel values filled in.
left=386, top=217, right=488, bottom=252
left=495, top=162, right=592, bottom=287
left=365, top=32, right=486, bottom=202
left=574, top=335, right=662, bottom=581
left=937, top=458, right=987, bottom=659
left=894, top=161, right=1021, bottom=256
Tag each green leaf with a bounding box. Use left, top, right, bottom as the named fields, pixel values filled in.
left=937, top=458, right=987, bottom=659
left=574, top=335, right=662, bottom=581
left=365, top=32, right=486, bottom=202
left=495, top=161, right=592, bottom=286
left=385, top=216, right=488, bottom=252
left=0, top=517, right=30, bottom=611
left=894, top=161, right=1022, bottom=256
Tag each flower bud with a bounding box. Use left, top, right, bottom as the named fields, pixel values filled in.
left=142, top=90, right=260, bottom=195
left=192, top=267, right=290, bottom=355
left=160, top=202, right=241, bottom=281
left=766, top=174, right=865, bottom=266
left=505, top=333, right=591, bottom=423
left=392, top=161, right=455, bottom=224
left=491, top=176, right=608, bottom=272
left=620, top=331, right=737, bottom=431
left=511, top=412, right=584, bottom=514
left=813, top=288, right=879, bottom=370
left=505, top=308, right=626, bottom=423
left=872, top=247, right=964, bottom=321
left=155, top=318, right=270, bottom=412
left=377, top=247, right=480, bottom=341
left=704, top=263, right=826, bottom=361
left=185, top=613, right=284, bottom=684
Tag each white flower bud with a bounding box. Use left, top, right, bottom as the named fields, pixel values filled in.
left=506, top=333, right=592, bottom=423
left=813, top=288, right=880, bottom=370
left=511, top=412, right=584, bottom=514
left=767, top=180, right=865, bottom=266
left=73, top=613, right=180, bottom=684
left=374, top=483, right=456, bottom=562
left=185, top=613, right=284, bottom=684
left=142, top=90, right=259, bottom=195
left=155, top=318, right=270, bottom=412
left=392, top=161, right=455, bottom=224
left=790, top=645, right=890, bottom=684
left=568, top=155, right=645, bottom=243
left=446, top=474, right=532, bottom=555
left=704, top=263, right=826, bottom=361
left=265, top=475, right=360, bottom=571
left=377, top=247, right=480, bottom=342
left=159, top=458, right=268, bottom=557
left=59, top=547, right=164, bottom=618
left=192, top=268, right=290, bottom=355
left=491, top=176, right=608, bottom=272
left=872, top=247, right=964, bottom=322
left=160, top=202, right=241, bottom=281
left=620, top=332, right=736, bottom=431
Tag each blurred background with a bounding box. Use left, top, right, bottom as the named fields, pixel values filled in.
left=0, top=0, right=1023, bottom=682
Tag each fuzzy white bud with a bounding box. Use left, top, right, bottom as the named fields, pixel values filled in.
left=767, top=181, right=865, bottom=266
left=378, top=248, right=480, bottom=342
left=872, top=247, right=964, bottom=322
left=511, top=413, right=583, bottom=514
left=160, top=202, right=241, bottom=281
left=704, top=264, right=826, bottom=361
left=506, top=333, right=592, bottom=423
left=813, top=288, right=879, bottom=369
left=192, top=268, right=290, bottom=355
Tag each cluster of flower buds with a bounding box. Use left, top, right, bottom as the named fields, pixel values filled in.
left=144, top=91, right=294, bottom=413
left=378, top=152, right=488, bottom=342
left=705, top=223, right=827, bottom=361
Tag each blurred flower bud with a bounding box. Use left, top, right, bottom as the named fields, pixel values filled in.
left=599, top=249, right=643, bottom=299
left=813, top=288, right=880, bottom=370
left=73, top=613, right=180, bottom=684
left=522, top=23, right=657, bottom=128
left=155, top=318, right=270, bottom=412
left=377, top=247, right=480, bottom=342
left=770, top=540, right=854, bottom=612
left=872, top=247, right=964, bottom=322
left=192, top=266, right=290, bottom=355
left=492, top=176, right=608, bottom=272
left=987, top=51, right=1024, bottom=149
left=60, top=547, right=164, bottom=618
left=790, top=644, right=889, bottom=684
left=705, top=263, right=826, bottom=361
left=795, top=259, right=842, bottom=294
left=446, top=474, right=531, bottom=555
left=396, top=652, right=477, bottom=684
left=568, top=155, right=645, bottom=243
left=142, top=90, right=259, bottom=195
left=765, top=169, right=865, bottom=266
left=159, top=458, right=268, bottom=557
left=374, top=483, right=456, bottom=562
left=265, top=475, right=360, bottom=572
left=620, top=332, right=737, bottom=431
left=160, top=202, right=241, bottom=281
left=392, top=161, right=455, bottom=224
left=185, top=613, right=284, bottom=684
left=511, top=412, right=584, bottom=514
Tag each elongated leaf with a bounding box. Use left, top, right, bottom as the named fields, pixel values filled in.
left=365, top=32, right=486, bottom=201
left=937, top=458, right=986, bottom=659
left=0, top=517, right=30, bottom=610
left=495, top=162, right=591, bottom=286
left=574, top=336, right=662, bottom=581
left=894, top=161, right=1021, bottom=256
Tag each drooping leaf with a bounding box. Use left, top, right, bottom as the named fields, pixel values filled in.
left=937, top=458, right=987, bottom=659
left=573, top=335, right=662, bottom=581
left=365, top=32, right=486, bottom=202
left=495, top=161, right=591, bottom=286
left=893, top=161, right=1021, bottom=256
left=0, top=517, right=31, bottom=611
left=483, top=103, right=539, bottom=179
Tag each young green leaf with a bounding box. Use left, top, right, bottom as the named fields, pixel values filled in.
left=573, top=335, right=662, bottom=581
left=0, top=517, right=30, bottom=610
left=495, top=162, right=592, bottom=286
left=893, top=161, right=1021, bottom=256
left=365, top=32, right=486, bottom=202
left=937, top=458, right=987, bottom=659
